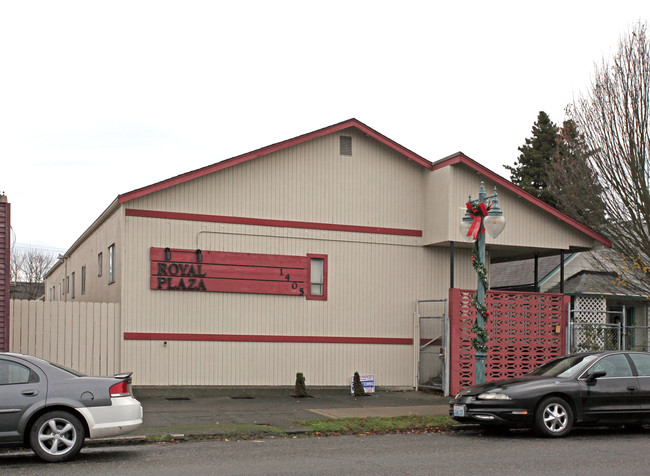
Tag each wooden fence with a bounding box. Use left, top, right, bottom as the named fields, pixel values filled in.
left=10, top=300, right=121, bottom=377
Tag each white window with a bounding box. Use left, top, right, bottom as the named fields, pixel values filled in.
left=310, top=259, right=324, bottom=295
left=108, top=244, right=115, bottom=284
left=307, top=254, right=327, bottom=300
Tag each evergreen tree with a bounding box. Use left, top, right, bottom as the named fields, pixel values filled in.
left=505, top=111, right=560, bottom=206
left=546, top=119, right=606, bottom=228
left=294, top=372, right=309, bottom=397
left=352, top=372, right=367, bottom=396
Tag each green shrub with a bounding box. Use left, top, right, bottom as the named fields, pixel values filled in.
left=294, top=372, right=309, bottom=397
left=353, top=371, right=367, bottom=396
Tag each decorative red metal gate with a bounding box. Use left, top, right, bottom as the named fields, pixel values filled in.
left=449, top=288, right=569, bottom=396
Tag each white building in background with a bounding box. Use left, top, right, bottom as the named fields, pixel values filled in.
left=44, top=119, right=610, bottom=387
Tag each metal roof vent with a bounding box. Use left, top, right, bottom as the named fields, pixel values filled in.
left=340, top=135, right=352, bottom=156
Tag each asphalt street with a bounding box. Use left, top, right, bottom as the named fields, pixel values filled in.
left=2, top=428, right=649, bottom=475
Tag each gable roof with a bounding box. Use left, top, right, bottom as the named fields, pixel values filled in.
left=433, top=152, right=612, bottom=248
left=547, top=270, right=647, bottom=298
left=47, top=119, right=610, bottom=276
left=118, top=118, right=434, bottom=204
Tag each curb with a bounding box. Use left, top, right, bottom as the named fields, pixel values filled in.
left=87, top=422, right=468, bottom=447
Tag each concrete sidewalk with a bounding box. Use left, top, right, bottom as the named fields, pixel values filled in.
left=115, top=388, right=451, bottom=440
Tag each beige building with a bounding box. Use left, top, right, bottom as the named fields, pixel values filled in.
left=44, top=119, right=610, bottom=387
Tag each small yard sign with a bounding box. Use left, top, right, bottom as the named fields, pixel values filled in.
left=350, top=374, right=375, bottom=394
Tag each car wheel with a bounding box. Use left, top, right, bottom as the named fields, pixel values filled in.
left=29, top=411, right=85, bottom=462
left=534, top=397, right=573, bottom=437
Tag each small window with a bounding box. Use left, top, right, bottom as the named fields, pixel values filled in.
left=630, top=353, right=650, bottom=377
left=71, top=272, right=75, bottom=299
left=340, top=136, right=352, bottom=156
left=65, top=276, right=69, bottom=293
left=588, top=354, right=633, bottom=378
left=0, top=360, right=34, bottom=385
left=81, top=265, right=86, bottom=295
left=98, top=252, right=103, bottom=277
left=58, top=283, right=62, bottom=300
left=307, top=254, right=327, bottom=300
left=108, top=244, right=115, bottom=284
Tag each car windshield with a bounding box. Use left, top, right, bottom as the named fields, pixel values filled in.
left=530, top=354, right=598, bottom=378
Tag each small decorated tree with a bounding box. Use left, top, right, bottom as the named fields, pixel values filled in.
left=294, top=372, right=309, bottom=398
left=353, top=372, right=367, bottom=396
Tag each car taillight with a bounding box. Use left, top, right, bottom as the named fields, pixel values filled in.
left=110, top=381, right=131, bottom=397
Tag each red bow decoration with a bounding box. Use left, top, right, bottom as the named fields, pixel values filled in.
left=465, top=202, right=491, bottom=240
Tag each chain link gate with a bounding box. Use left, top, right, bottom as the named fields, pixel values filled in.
left=569, top=304, right=650, bottom=353
left=414, top=299, right=447, bottom=393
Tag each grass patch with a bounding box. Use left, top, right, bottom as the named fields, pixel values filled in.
left=296, top=415, right=455, bottom=435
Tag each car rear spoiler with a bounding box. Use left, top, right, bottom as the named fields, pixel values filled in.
left=113, top=372, right=133, bottom=381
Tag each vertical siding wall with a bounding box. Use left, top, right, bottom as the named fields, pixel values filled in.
left=121, top=128, right=444, bottom=387
left=10, top=300, right=121, bottom=376
left=122, top=219, right=465, bottom=386
left=132, top=129, right=425, bottom=230
left=425, top=164, right=596, bottom=249
left=44, top=208, right=123, bottom=304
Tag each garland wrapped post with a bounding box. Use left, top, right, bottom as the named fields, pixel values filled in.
left=463, top=182, right=504, bottom=385
left=470, top=240, right=490, bottom=353
left=465, top=197, right=492, bottom=354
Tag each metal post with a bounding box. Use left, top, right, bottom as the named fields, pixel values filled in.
left=567, top=300, right=573, bottom=354
left=622, top=305, right=627, bottom=351
left=475, top=184, right=487, bottom=384
left=450, top=242, right=455, bottom=289
left=560, top=250, right=564, bottom=294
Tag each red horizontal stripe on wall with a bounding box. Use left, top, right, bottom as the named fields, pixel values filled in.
left=126, top=209, right=422, bottom=237
left=124, top=332, right=413, bottom=345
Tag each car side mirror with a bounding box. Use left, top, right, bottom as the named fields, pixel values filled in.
left=587, top=369, right=607, bottom=382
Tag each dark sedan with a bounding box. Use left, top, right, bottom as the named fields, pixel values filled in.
left=449, top=351, right=650, bottom=437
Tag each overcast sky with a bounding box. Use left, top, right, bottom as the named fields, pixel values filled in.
left=2, top=1, right=648, bottom=253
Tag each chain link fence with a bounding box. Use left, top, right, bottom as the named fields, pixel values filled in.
left=570, top=323, right=622, bottom=352
left=570, top=322, right=650, bottom=353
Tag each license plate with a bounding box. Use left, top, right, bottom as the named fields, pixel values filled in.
left=453, top=404, right=466, bottom=417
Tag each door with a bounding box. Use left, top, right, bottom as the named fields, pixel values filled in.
left=579, top=353, right=641, bottom=423
left=626, top=352, right=650, bottom=423
left=415, top=299, right=447, bottom=392
left=0, top=357, right=47, bottom=444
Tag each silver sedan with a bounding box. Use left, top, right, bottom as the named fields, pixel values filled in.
left=0, top=352, right=143, bottom=462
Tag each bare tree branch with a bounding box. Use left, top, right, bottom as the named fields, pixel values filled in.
left=10, top=247, right=56, bottom=300
left=569, top=21, right=650, bottom=293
